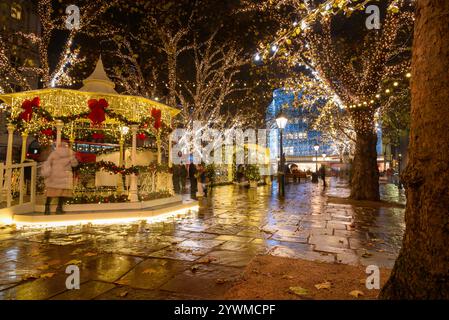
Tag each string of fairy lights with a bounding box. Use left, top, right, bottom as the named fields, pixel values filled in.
left=250, top=0, right=414, bottom=136
left=254, top=0, right=411, bottom=62
left=0, top=0, right=119, bottom=93
left=345, top=72, right=411, bottom=110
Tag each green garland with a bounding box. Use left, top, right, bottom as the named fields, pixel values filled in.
left=10, top=107, right=173, bottom=137
left=139, top=190, right=172, bottom=202
left=245, top=164, right=261, bottom=182
left=67, top=191, right=172, bottom=204
left=67, top=194, right=129, bottom=204
left=94, top=145, right=157, bottom=156
left=76, top=160, right=139, bottom=176
left=76, top=161, right=172, bottom=176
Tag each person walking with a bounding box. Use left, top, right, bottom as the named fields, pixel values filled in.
left=319, top=164, right=327, bottom=188
left=198, top=163, right=208, bottom=198
left=172, top=164, right=180, bottom=194
left=188, top=163, right=198, bottom=199
left=180, top=162, right=187, bottom=193
left=41, top=142, right=78, bottom=215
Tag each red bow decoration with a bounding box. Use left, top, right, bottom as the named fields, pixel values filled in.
left=154, top=118, right=162, bottom=130
left=151, top=108, right=161, bottom=119
left=137, top=133, right=146, bottom=140
left=92, top=133, right=105, bottom=140
left=41, top=128, right=54, bottom=136
left=88, top=99, right=109, bottom=125
left=19, top=97, right=40, bottom=122
left=151, top=108, right=162, bottom=130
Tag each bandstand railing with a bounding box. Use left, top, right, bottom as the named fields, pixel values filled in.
left=0, top=161, right=37, bottom=208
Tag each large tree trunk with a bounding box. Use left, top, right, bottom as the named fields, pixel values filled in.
left=380, top=0, right=449, bottom=299
left=350, top=113, right=380, bottom=201
left=167, top=53, right=177, bottom=108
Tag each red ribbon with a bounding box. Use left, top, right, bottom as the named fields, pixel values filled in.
left=20, top=97, right=40, bottom=122
left=151, top=108, right=162, bottom=130
left=41, top=128, right=54, bottom=136
left=88, top=98, right=109, bottom=125
left=92, top=133, right=105, bottom=140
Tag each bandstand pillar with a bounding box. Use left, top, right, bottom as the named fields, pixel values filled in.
left=55, top=120, right=64, bottom=147
left=21, top=131, right=28, bottom=163
left=157, top=133, right=162, bottom=165
left=5, top=124, right=15, bottom=207
left=6, top=124, right=15, bottom=166
left=117, top=135, right=124, bottom=193
left=128, top=125, right=139, bottom=202
left=168, top=132, right=173, bottom=168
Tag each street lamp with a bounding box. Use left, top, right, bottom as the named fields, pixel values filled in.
left=276, top=112, right=288, bottom=197
left=322, top=153, right=327, bottom=161
left=312, top=144, right=319, bottom=183
left=121, top=126, right=130, bottom=135
left=313, top=144, right=320, bottom=171
left=398, top=153, right=403, bottom=189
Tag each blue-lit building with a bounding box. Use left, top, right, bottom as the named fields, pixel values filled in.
left=266, top=89, right=384, bottom=173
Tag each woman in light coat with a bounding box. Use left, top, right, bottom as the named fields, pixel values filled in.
left=41, top=143, right=78, bottom=215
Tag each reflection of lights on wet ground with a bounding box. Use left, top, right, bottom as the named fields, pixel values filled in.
left=14, top=206, right=199, bottom=230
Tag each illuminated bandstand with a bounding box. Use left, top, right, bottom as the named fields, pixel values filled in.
left=0, top=57, right=198, bottom=227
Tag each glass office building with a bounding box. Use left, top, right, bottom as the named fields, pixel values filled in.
left=266, top=89, right=383, bottom=172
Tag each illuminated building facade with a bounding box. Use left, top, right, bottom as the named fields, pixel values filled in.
left=266, top=89, right=383, bottom=172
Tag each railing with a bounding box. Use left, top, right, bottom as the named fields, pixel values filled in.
left=0, top=161, right=37, bottom=208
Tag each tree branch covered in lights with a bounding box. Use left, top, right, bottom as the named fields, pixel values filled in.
left=176, top=31, right=250, bottom=130
left=105, top=36, right=159, bottom=99
left=248, top=0, right=413, bottom=200
left=0, top=0, right=119, bottom=93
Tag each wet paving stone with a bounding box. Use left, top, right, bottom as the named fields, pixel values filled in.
left=79, top=254, right=143, bottom=282
left=0, top=272, right=69, bottom=300
left=95, top=287, right=203, bottom=300
left=160, top=264, right=243, bottom=299
left=200, top=250, right=258, bottom=267
left=115, top=258, right=192, bottom=290
left=0, top=178, right=406, bottom=299
left=183, top=232, right=218, bottom=240
left=309, top=235, right=349, bottom=249
left=214, top=235, right=254, bottom=243
left=50, top=281, right=116, bottom=300
left=0, top=260, right=38, bottom=285
left=357, top=249, right=398, bottom=269
left=217, top=241, right=266, bottom=254
left=268, top=244, right=335, bottom=263
left=336, top=250, right=360, bottom=266
left=177, top=239, right=225, bottom=249
left=149, top=246, right=211, bottom=262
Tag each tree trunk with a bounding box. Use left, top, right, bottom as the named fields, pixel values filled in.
left=350, top=127, right=380, bottom=201
left=380, top=0, right=449, bottom=299
left=167, top=53, right=177, bottom=108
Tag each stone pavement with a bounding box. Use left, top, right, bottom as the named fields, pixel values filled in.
left=0, top=178, right=406, bottom=300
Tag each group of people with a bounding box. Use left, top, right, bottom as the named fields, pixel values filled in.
left=172, top=163, right=209, bottom=199
left=41, top=142, right=214, bottom=215
left=40, top=142, right=329, bottom=215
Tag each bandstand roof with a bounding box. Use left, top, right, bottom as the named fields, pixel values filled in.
left=0, top=57, right=180, bottom=125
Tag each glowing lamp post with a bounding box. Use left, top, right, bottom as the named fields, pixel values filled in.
left=398, top=153, right=403, bottom=190
left=312, top=144, right=320, bottom=183
left=276, top=112, right=288, bottom=197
